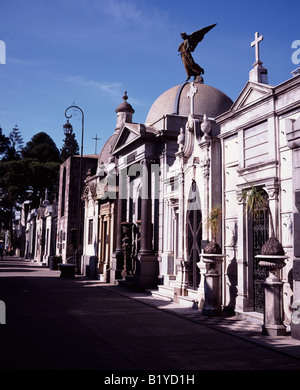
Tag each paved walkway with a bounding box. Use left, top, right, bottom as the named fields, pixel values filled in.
left=0, top=257, right=300, bottom=372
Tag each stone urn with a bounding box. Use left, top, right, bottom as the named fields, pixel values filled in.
left=256, top=253, right=288, bottom=336
left=201, top=114, right=211, bottom=140
left=257, top=255, right=287, bottom=279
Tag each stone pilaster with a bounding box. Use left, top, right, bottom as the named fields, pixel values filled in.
left=135, top=158, right=158, bottom=290
left=235, top=190, right=250, bottom=313
left=111, top=167, right=126, bottom=281
left=174, top=170, right=189, bottom=300
left=286, top=117, right=300, bottom=339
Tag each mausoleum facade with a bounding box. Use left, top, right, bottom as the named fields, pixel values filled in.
left=77, top=32, right=300, bottom=338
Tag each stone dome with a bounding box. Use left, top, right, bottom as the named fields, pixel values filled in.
left=115, top=91, right=134, bottom=114
left=98, top=132, right=118, bottom=165
left=146, top=81, right=233, bottom=125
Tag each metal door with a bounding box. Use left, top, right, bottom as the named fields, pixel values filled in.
left=186, top=182, right=202, bottom=290
left=253, top=207, right=269, bottom=313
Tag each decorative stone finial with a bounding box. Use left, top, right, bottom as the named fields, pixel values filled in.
left=115, top=90, right=134, bottom=130
left=201, top=114, right=211, bottom=138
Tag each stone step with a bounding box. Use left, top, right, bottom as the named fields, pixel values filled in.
left=235, top=310, right=263, bottom=324
left=147, top=285, right=174, bottom=302
left=116, top=275, right=135, bottom=288
left=177, top=294, right=199, bottom=309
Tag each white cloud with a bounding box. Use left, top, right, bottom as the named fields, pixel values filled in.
left=67, top=75, right=123, bottom=98
left=66, top=75, right=146, bottom=109
left=77, top=0, right=170, bottom=31
left=101, top=0, right=143, bottom=23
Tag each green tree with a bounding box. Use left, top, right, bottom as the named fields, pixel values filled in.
left=27, top=159, right=60, bottom=207
left=2, top=125, right=24, bottom=161
left=20, top=132, right=61, bottom=207
left=0, top=159, right=31, bottom=238
left=204, top=205, right=223, bottom=254
left=0, top=127, right=10, bottom=159
left=22, top=131, right=61, bottom=163
left=60, top=130, right=79, bottom=162
left=0, top=131, right=61, bottom=231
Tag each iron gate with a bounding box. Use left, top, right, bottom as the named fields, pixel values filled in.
left=253, top=207, right=269, bottom=313
left=186, top=182, right=202, bottom=290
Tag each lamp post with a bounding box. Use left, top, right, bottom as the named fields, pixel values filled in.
left=63, top=105, right=84, bottom=274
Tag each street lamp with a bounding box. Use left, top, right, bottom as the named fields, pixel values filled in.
left=63, top=119, right=73, bottom=136
left=64, top=105, right=84, bottom=274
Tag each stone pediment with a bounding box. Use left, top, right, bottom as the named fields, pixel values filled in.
left=112, top=123, right=141, bottom=153
left=231, top=81, right=274, bottom=111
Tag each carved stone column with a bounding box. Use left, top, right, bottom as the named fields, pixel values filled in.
left=265, top=182, right=279, bottom=237
left=161, top=199, right=175, bottom=284
left=139, top=158, right=153, bottom=255
left=135, top=158, right=158, bottom=289
left=111, top=167, right=127, bottom=281
left=235, top=190, right=249, bottom=313
left=285, top=118, right=300, bottom=340
left=103, top=206, right=112, bottom=282
left=174, top=170, right=189, bottom=301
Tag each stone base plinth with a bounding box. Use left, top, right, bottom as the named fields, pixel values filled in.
left=81, top=255, right=98, bottom=279
left=134, top=253, right=158, bottom=290
left=110, top=251, right=124, bottom=283
left=262, top=324, right=286, bottom=336
left=174, top=286, right=188, bottom=304
left=262, top=276, right=286, bottom=336
left=202, top=271, right=222, bottom=317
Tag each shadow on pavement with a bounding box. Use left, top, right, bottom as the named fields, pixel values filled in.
left=0, top=257, right=300, bottom=370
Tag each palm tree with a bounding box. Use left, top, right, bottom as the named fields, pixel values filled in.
left=241, top=185, right=284, bottom=256
left=204, top=205, right=222, bottom=254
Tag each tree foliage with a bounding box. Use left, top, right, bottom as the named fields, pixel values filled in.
left=2, top=126, right=24, bottom=161
left=0, top=127, right=9, bottom=157
left=22, top=132, right=61, bottom=163
left=19, top=132, right=61, bottom=207
left=60, top=131, right=79, bottom=162
left=0, top=129, right=62, bottom=234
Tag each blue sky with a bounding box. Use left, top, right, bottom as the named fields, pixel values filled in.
left=0, top=0, right=299, bottom=155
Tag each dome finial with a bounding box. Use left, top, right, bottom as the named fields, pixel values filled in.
left=115, top=90, right=134, bottom=130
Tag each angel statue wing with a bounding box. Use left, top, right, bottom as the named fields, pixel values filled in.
left=188, top=23, right=217, bottom=52
left=178, top=23, right=217, bottom=81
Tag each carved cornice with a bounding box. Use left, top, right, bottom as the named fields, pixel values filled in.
left=140, top=158, right=158, bottom=165
left=286, top=117, right=300, bottom=149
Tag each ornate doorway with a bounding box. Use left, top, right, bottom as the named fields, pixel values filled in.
left=186, top=181, right=202, bottom=290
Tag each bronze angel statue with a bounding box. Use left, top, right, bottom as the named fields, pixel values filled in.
left=178, top=23, right=216, bottom=81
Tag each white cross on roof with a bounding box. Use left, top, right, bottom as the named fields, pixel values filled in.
left=251, top=32, right=263, bottom=66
